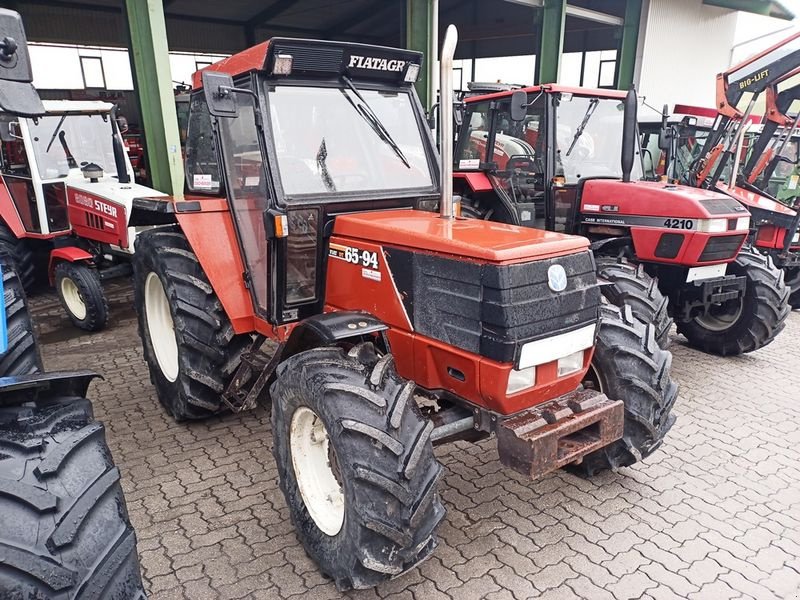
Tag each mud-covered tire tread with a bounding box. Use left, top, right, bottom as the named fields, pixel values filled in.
left=0, top=224, right=35, bottom=292
left=0, top=397, right=145, bottom=599
left=54, top=262, right=108, bottom=332
left=676, top=248, right=790, bottom=356
left=596, top=255, right=673, bottom=349
left=271, top=345, right=445, bottom=591
left=575, top=303, right=678, bottom=476
left=133, top=227, right=251, bottom=420
left=0, top=253, right=42, bottom=376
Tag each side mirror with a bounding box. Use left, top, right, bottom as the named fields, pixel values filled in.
left=510, top=90, right=527, bottom=122
left=202, top=71, right=238, bottom=118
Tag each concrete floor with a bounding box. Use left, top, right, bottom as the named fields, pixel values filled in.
left=32, top=280, right=800, bottom=600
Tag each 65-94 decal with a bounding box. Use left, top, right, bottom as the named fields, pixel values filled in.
left=329, top=243, right=379, bottom=269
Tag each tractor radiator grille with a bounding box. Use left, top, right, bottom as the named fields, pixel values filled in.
left=385, top=249, right=601, bottom=364
left=699, top=234, right=746, bottom=262
left=85, top=212, right=104, bottom=230
left=700, top=197, right=748, bottom=215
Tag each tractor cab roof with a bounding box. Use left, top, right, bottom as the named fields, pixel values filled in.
left=192, top=37, right=423, bottom=90
left=39, top=100, right=114, bottom=115
left=464, top=84, right=627, bottom=104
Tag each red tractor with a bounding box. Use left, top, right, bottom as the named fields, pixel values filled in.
left=452, top=83, right=790, bottom=356
left=129, top=26, right=676, bottom=589
left=0, top=100, right=166, bottom=331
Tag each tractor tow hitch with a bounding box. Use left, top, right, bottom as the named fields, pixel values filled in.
left=496, top=389, right=623, bottom=479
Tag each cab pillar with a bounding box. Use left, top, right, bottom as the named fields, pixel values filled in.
left=124, top=0, right=184, bottom=196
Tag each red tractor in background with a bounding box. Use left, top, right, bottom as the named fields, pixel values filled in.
left=672, top=32, right=800, bottom=309
left=0, top=100, right=167, bottom=330
left=127, top=26, right=677, bottom=589
left=452, top=82, right=790, bottom=356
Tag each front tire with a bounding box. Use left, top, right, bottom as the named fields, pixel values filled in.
left=596, top=256, right=672, bottom=348
left=0, top=253, right=41, bottom=376
left=677, top=248, right=790, bottom=355
left=0, top=395, right=146, bottom=599
left=270, top=344, right=445, bottom=591
left=133, top=227, right=250, bottom=420
left=54, top=261, right=108, bottom=332
left=575, top=303, right=678, bottom=476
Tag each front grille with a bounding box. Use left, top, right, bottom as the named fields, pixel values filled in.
left=699, top=234, right=746, bottom=262
left=385, top=249, right=601, bottom=364
left=655, top=232, right=684, bottom=259
left=700, top=197, right=748, bottom=215
left=271, top=44, right=343, bottom=73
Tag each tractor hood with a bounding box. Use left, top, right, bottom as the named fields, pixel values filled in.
left=333, top=209, right=589, bottom=263
left=716, top=184, right=796, bottom=216
left=581, top=179, right=750, bottom=220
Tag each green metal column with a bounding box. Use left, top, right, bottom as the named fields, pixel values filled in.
left=125, top=0, right=184, bottom=196
left=406, top=0, right=433, bottom=107
left=537, top=0, right=565, bottom=84
left=616, top=0, right=642, bottom=90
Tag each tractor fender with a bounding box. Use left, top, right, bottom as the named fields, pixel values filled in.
left=0, top=370, right=99, bottom=407
left=0, top=178, right=26, bottom=237
left=589, top=236, right=634, bottom=258
left=48, top=246, right=93, bottom=284
left=280, top=311, right=388, bottom=362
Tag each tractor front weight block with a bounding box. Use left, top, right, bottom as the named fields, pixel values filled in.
left=676, top=274, right=746, bottom=321
left=496, top=389, right=623, bottom=479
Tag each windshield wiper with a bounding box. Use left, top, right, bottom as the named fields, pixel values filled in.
left=45, top=114, right=67, bottom=152
left=565, top=98, right=599, bottom=157
left=340, top=76, right=411, bottom=169
left=316, top=138, right=336, bottom=192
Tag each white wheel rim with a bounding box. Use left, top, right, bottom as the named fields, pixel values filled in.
left=290, top=406, right=345, bottom=536
left=144, top=272, right=179, bottom=382
left=60, top=276, right=87, bottom=321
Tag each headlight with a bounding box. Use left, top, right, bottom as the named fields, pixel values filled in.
left=507, top=366, right=536, bottom=395
left=557, top=350, right=584, bottom=377
left=793, top=231, right=799, bottom=243
left=737, top=216, right=751, bottom=231
left=404, top=63, right=421, bottom=83
left=272, top=54, right=293, bottom=75
left=696, top=218, right=728, bottom=233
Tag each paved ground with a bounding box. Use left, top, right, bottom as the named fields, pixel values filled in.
left=31, top=281, right=800, bottom=600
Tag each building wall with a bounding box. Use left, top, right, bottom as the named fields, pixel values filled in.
left=635, top=0, right=738, bottom=111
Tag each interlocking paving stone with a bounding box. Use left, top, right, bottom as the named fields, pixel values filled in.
left=32, top=281, right=800, bottom=599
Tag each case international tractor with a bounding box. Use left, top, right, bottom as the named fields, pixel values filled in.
left=452, top=79, right=790, bottom=356
left=128, top=26, right=676, bottom=590
left=0, top=9, right=145, bottom=599
left=0, top=99, right=166, bottom=331
left=646, top=40, right=800, bottom=308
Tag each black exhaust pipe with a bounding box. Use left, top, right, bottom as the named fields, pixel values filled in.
left=621, top=88, right=637, bottom=183
left=111, top=105, right=131, bottom=184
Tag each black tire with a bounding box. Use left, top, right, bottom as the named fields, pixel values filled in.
left=676, top=248, right=790, bottom=356
left=575, top=303, right=678, bottom=476
left=0, top=223, right=35, bottom=292
left=54, top=262, right=109, bottom=332
left=784, top=267, right=800, bottom=309
left=0, top=395, right=146, bottom=599
left=0, top=253, right=41, bottom=376
left=270, top=344, right=445, bottom=591
left=596, top=255, right=673, bottom=349
left=133, top=227, right=250, bottom=420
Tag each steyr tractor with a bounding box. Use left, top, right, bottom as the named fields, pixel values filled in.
left=452, top=83, right=790, bottom=356
left=0, top=9, right=146, bottom=599
left=663, top=32, right=800, bottom=310
left=129, top=26, right=677, bottom=590
left=0, top=99, right=166, bottom=331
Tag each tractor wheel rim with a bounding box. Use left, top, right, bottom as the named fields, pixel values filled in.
left=693, top=298, right=744, bottom=332
left=60, top=276, right=87, bottom=321
left=290, top=406, right=345, bottom=536
left=144, top=272, right=179, bottom=382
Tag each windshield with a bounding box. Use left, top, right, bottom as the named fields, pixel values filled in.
left=267, top=85, right=435, bottom=198
left=27, top=113, right=117, bottom=180
left=556, top=95, right=643, bottom=183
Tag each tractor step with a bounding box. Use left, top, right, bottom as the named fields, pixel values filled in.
left=496, top=389, right=623, bottom=479
left=221, top=337, right=282, bottom=413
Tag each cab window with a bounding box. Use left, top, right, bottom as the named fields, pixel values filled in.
left=185, top=95, right=221, bottom=194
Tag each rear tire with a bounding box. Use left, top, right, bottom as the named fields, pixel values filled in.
left=133, top=227, right=250, bottom=420
left=676, top=248, right=790, bottom=356
left=0, top=395, right=146, bottom=599
left=596, top=255, right=672, bottom=348
left=0, top=223, right=35, bottom=292
left=784, top=267, right=800, bottom=309
left=54, top=261, right=108, bottom=332
left=574, top=303, right=678, bottom=476
left=270, top=344, right=445, bottom=591
left=0, top=253, right=41, bottom=376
